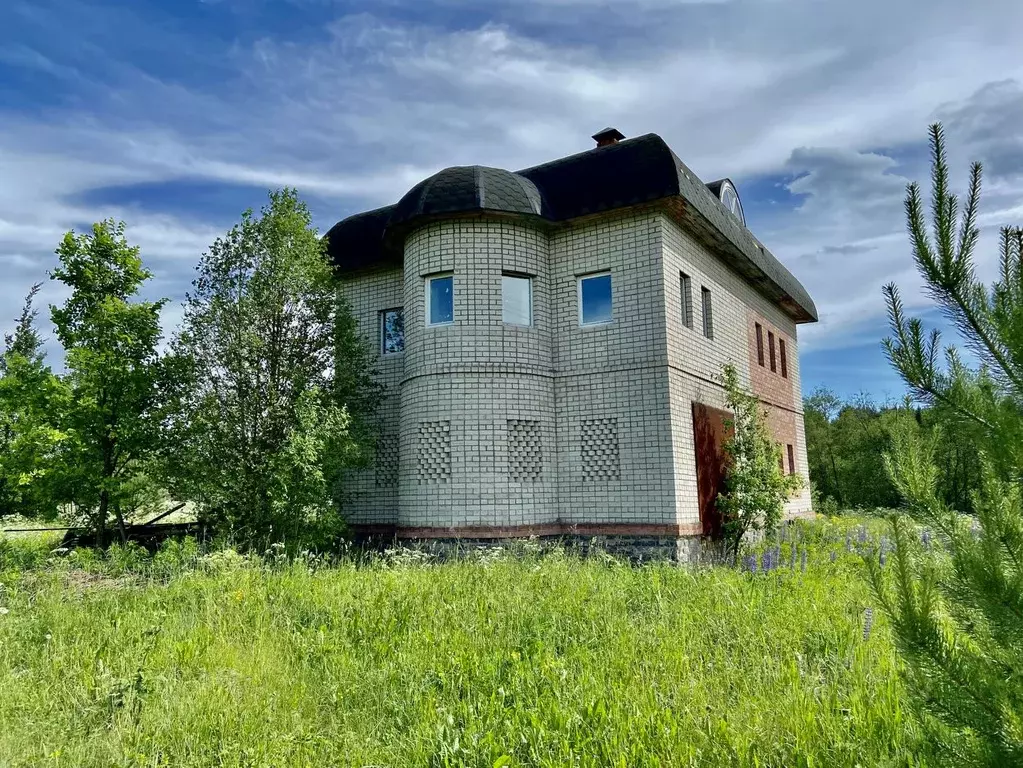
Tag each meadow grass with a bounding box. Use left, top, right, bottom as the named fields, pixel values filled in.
left=0, top=520, right=927, bottom=767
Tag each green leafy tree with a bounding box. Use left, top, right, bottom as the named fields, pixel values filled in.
left=872, top=123, right=1023, bottom=764
left=50, top=221, right=169, bottom=546
left=717, top=363, right=802, bottom=561
left=804, top=387, right=979, bottom=513
left=167, top=189, right=376, bottom=549
left=0, top=285, right=67, bottom=520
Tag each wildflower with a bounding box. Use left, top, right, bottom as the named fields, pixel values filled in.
left=830, top=550, right=837, bottom=563
left=761, top=550, right=773, bottom=572
left=858, top=526, right=868, bottom=545
left=774, top=544, right=781, bottom=565
left=863, top=607, right=874, bottom=641
left=742, top=555, right=757, bottom=573
left=801, top=548, right=808, bottom=572
left=879, top=549, right=887, bottom=568
left=921, top=529, right=932, bottom=550
left=845, top=534, right=852, bottom=553
left=0, top=607, right=8, bottom=616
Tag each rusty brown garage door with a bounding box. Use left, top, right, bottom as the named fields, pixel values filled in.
left=692, top=403, right=733, bottom=538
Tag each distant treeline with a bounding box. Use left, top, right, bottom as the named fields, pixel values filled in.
left=803, top=388, right=980, bottom=514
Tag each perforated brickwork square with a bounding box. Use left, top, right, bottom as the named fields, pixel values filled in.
left=375, top=434, right=399, bottom=488
left=417, top=420, right=451, bottom=484
left=580, top=417, right=621, bottom=481
left=507, top=419, right=543, bottom=482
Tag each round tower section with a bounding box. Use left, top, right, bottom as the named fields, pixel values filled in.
left=398, top=216, right=557, bottom=530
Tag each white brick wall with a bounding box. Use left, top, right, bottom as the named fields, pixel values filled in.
left=338, top=206, right=813, bottom=532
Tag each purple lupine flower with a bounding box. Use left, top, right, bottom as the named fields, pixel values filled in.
left=774, top=544, right=782, bottom=566
left=858, top=526, right=868, bottom=545
left=920, top=528, right=932, bottom=550
left=845, top=534, right=852, bottom=553
left=742, top=555, right=757, bottom=573
left=801, top=548, right=808, bottom=572
left=879, top=549, right=887, bottom=568
left=863, top=607, right=874, bottom=641
left=762, top=549, right=773, bottom=572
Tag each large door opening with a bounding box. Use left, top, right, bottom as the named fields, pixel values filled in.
left=692, top=403, right=732, bottom=538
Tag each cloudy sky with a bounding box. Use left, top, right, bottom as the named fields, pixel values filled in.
left=3, top=0, right=1023, bottom=401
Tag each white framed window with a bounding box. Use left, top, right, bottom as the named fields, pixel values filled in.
left=380, top=307, right=404, bottom=355
left=578, top=271, right=612, bottom=326
left=502, top=273, right=532, bottom=326
left=425, top=273, right=454, bottom=327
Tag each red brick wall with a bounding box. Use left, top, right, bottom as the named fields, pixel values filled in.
left=746, top=310, right=799, bottom=474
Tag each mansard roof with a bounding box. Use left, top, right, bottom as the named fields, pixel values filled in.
left=325, top=133, right=817, bottom=323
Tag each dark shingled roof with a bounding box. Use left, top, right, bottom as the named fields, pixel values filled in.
left=325, top=133, right=817, bottom=322
left=390, top=166, right=544, bottom=227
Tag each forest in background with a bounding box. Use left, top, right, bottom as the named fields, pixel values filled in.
left=803, top=387, right=980, bottom=515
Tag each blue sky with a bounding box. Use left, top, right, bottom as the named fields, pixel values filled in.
left=3, top=0, right=1023, bottom=402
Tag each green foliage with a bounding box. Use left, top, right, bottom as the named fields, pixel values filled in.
left=49, top=220, right=170, bottom=546
left=0, top=521, right=926, bottom=767
left=803, top=387, right=980, bottom=513
left=875, top=123, right=1023, bottom=764
left=717, top=363, right=802, bottom=560
left=0, top=286, right=67, bottom=520
left=167, top=189, right=376, bottom=549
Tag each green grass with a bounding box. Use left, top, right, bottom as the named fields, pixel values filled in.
left=0, top=522, right=927, bottom=767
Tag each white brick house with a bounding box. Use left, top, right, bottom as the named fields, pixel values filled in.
left=326, top=128, right=817, bottom=558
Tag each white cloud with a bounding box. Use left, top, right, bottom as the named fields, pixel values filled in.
left=2, top=0, right=1023, bottom=380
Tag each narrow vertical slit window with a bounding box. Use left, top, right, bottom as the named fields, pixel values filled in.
left=380, top=308, right=405, bottom=355
left=755, top=323, right=764, bottom=366
left=787, top=444, right=796, bottom=475
left=680, top=272, right=693, bottom=330
left=768, top=331, right=776, bottom=372
left=701, top=287, right=713, bottom=339
left=780, top=338, right=788, bottom=378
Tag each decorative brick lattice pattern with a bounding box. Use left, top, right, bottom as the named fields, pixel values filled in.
left=580, top=417, right=621, bottom=481
left=375, top=434, right=399, bottom=488
left=507, top=419, right=543, bottom=482
left=417, top=420, right=451, bottom=484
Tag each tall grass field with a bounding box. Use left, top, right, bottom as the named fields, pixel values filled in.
left=0, top=521, right=928, bottom=767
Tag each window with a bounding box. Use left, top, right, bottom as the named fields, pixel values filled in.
left=755, top=323, right=764, bottom=366
left=502, top=274, right=532, bottom=326
left=787, top=444, right=796, bottom=475
left=701, top=287, right=713, bottom=339
left=680, top=272, right=693, bottom=329
left=426, top=274, right=454, bottom=326
left=719, top=182, right=745, bottom=226
left=779, top=339, right=788, bottom=378
left=768, top=331, right=776, bottom=372
left=578, top=272, right=612, bottom=326
left=380, top=308, right=404, bottom=355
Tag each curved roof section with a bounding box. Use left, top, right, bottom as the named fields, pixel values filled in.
left=390, top=166, right=543, bottom=228
left=325, top=134, right=817, bottom=323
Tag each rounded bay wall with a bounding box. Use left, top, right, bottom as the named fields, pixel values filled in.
left=398, top=218, right=557, bottom=528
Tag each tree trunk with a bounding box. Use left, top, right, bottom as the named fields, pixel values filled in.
left=96, top=491, right=109, bottom=549
left=114, top=500, right=127, bottom=545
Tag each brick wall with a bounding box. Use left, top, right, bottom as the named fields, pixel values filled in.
left=338, top=205, right=813, bottom=533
